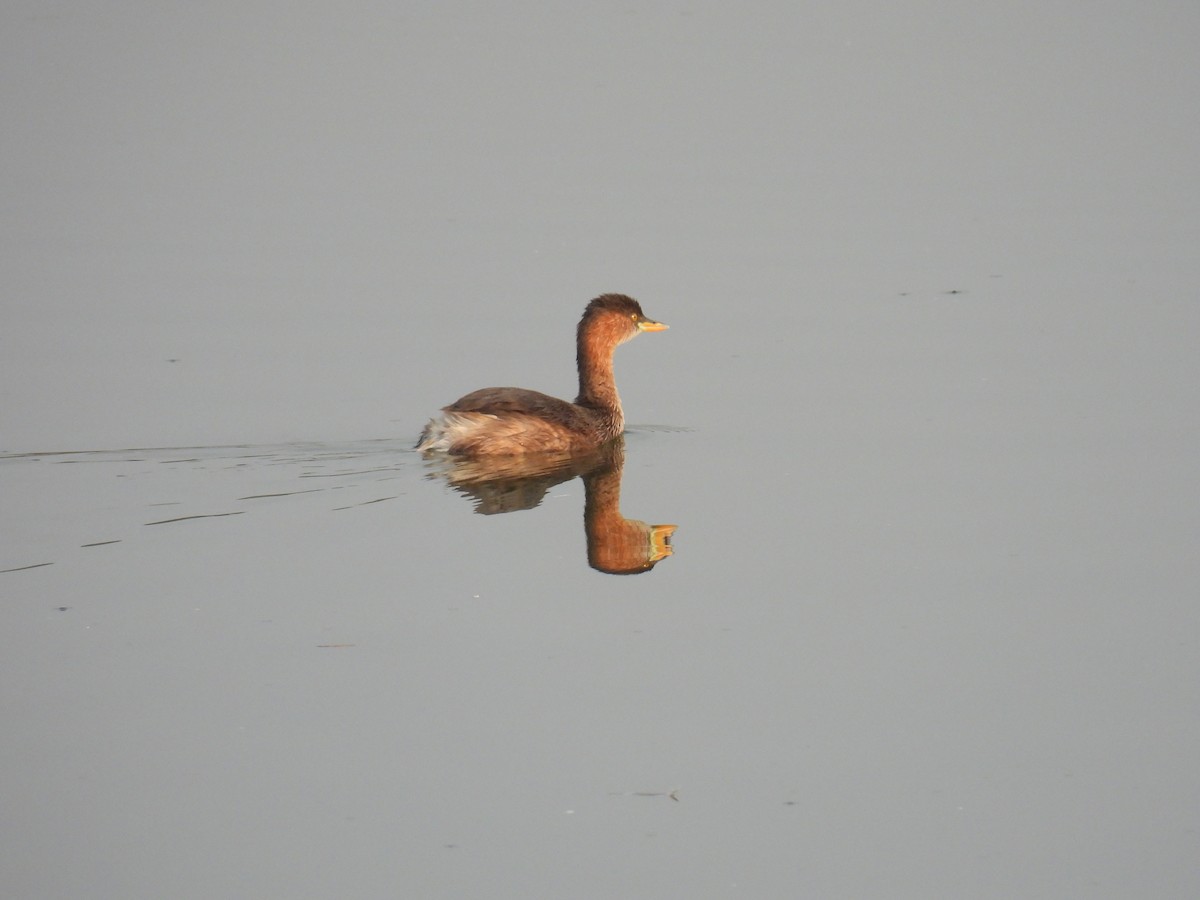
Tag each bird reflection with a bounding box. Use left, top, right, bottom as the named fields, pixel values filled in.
left=422, top=437, right=676, bottom=575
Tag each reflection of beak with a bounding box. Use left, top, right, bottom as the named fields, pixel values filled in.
left=637, top=318, right=668, bottom=332
left=648, top=523, right=677, bottom=562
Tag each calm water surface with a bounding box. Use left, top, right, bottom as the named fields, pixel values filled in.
left=3, top=3, right=1199, bottom=898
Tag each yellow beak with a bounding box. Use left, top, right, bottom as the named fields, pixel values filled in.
left=637, top=319, right=668, bottom=332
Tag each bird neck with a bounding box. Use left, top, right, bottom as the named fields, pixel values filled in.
left=575, top=339, right=623, bottom=425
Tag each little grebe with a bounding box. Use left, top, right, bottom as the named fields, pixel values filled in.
left=416, top=293, right=667, bottom=456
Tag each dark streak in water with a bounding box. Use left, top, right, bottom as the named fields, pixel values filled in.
left=301, top=467, right=400, bottom=478
left=237, top=489, right=323, bottom=500
left=332, top=496, right=397, bottom=510
left=144, top=511, right=246, bottom=526
left=81, top=540, right=122, bottom=547
left=1, top=562, right=54, bottom=574
left=607, top=790, right=680, bottom=801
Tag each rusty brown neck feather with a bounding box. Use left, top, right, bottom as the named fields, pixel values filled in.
left=574, top=318, right=624, bottom=425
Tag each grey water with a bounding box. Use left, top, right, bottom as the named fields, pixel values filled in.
left=3, top=3, right=1199, bottom=898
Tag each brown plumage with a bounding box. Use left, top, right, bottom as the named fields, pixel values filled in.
left=416, top=294, right=668, bottom=456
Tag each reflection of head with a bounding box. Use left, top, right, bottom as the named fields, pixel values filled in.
left=582, top=441, right=676, bottom=575
left=586, top=518, right=676, bottom=575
